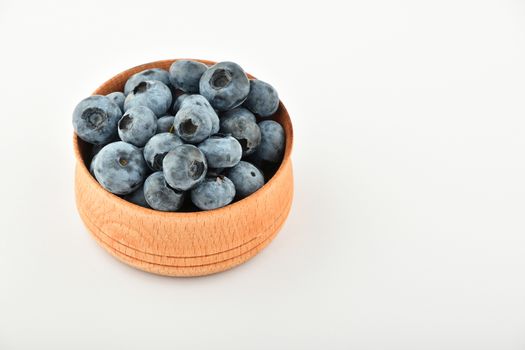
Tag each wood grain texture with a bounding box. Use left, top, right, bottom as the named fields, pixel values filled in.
left=87, top=208, right=289, bottom=277
left=73, top=59, right=294, bottom=277
left=78, top=185, right=293, bottom=266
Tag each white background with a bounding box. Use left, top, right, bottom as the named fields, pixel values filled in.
left=1, top=0, right=525, bottom=349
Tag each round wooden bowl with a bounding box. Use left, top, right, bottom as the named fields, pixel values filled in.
left=73, top=59, right=294, bottom=277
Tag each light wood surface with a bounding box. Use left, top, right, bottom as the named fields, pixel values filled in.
left=73, top=59, right=294, bottom=277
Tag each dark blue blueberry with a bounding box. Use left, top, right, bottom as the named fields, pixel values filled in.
left=243, top=79, right=279, bottom=117
left=117, top=106, right=157, bottom=147
left=143, top=172, right=185, bottom=211
left=124, top=68, right=171, bottom=95
left=163, top=144, right=207, bottom=191
left=143, top=132, right=184, bottom=171
left=72, top=95, right=122, bottom=145
left=124, top=80, right=172, bottom=117
left=106, top=91, right=125, bottom=112
left=220, top=107, right=261, bottom=156
left=169, top=60, right=208, bottom=93
left=227, top=161, right=264, bottom=198
left=199, top=61, right=250, bottom=111
left=174, top=95, right=218, bottom=143
left=190, top=176, right=236, bottom=210
left=157, top=115, right=175, bottom=133
left=198, top=135, right=242, bottom=168
left=171, top=94, right=189, bottom=114
left=123, top=185, right=150, bottom=208
left=92, top=141, right=148, bottom=195
left=255, top=120, right=285, bottom=162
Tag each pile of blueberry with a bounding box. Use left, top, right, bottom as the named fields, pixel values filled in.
left=73, top=60, right=285, bottom=211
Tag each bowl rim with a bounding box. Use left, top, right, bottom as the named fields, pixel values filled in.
left=73, top=58, right=294, bottom=218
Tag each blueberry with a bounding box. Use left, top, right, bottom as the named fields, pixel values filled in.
left=143, top=172, right=185, bottom=211
left=169, top=60, right=208, bottom=93
left=157, top=115, right=175, bottom=133
left=198, top=135, right=242, bottom=168
left=190, top=176, right=236, bottom=210
left=124, top=68, right=171, bottom=95
left=123, top=185, right=150, bottom=208
left=89, top=152, right=98, bottom=176
left=255, top=120, right=285, bottom=162
left=171, top=94, right=189, bottom=114
left=221, top=106, right=256, bottom=123
left=163, top=144, right=207, bottom=191
left=220, top=107, right=261, bottom=156
left=143, top=132, right=184, bottom=171
left=174, top=111, right=211, bottom=143
left=243, top=80, right=279, bottom=117
left=227, top=161, right=264, bottom=198
left=199, top=61, right=250, bottom=111
left=210, top=110, right=220, bottom=134
left=106, top=91, right=125, bottom=112
left=124, top=80, right=172, bottom=117
left=89, top=138, right=114, bottom=173
left=180, top=94, right=220, bottom=133
left=92, top=141, right=148, bottom=195
left=117, top=106, right=157, bottom=147
left=72, top=95, right=122, bottom=145
left=174, top=95, right=218, bottom=143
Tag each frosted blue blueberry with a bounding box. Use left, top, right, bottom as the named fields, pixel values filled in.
left=191, top=176, right=236, bottom=210
left=174, top=95, right=218, bottom=143
left=73, top=95, right=122, bottom=145
left=173, top=110, right=211, bottom=144
left=243, top=80, right=279, bottom=117
left=143, top=172, right=185, bottom=211
left=106, top=91, right=125, bottom=112
left=220, top=107, right=261, bottom=156
left=227, top=161, right=264, bottom=198
left=171, top=94, right=189, bottom=114
left=124, top=80, right=172, bottom=117
left=198, top=135, right=242, bottom=168
left=199, top=62, right=250, bottom=111
left=124, top=68, right=171, bottom=95
left=117, top=106, right=157, bottom=147
left=221, top=107, right=256, bottom=123
left=169, top=60, right=208, bottom=93
left=163, top=144, right=207, bottom=191
left=92, top=141, right=148, bottom=195
left=210, top=110, right=220, bottom=134
left=89, top=138, right=117, bottom=176
left=143, top=132, right=184, bottom=171
left=89, top=153, right=98, bottom=176
left=180, top=94, right=220, bottom=133
left=156, top=115, right=175, bottom=133
left=255, top=120, right=285, bottom=162
left=123, top=185, right=150, bottom=208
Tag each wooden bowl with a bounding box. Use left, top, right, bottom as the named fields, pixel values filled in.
left=73, top=59, right=294, bottom=277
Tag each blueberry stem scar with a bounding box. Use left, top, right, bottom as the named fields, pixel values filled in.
left=210, top=69, right=232, bottom=89
left=180, top=119, right=197, bottom=135
left=133, top=81, right=148, bottom=94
